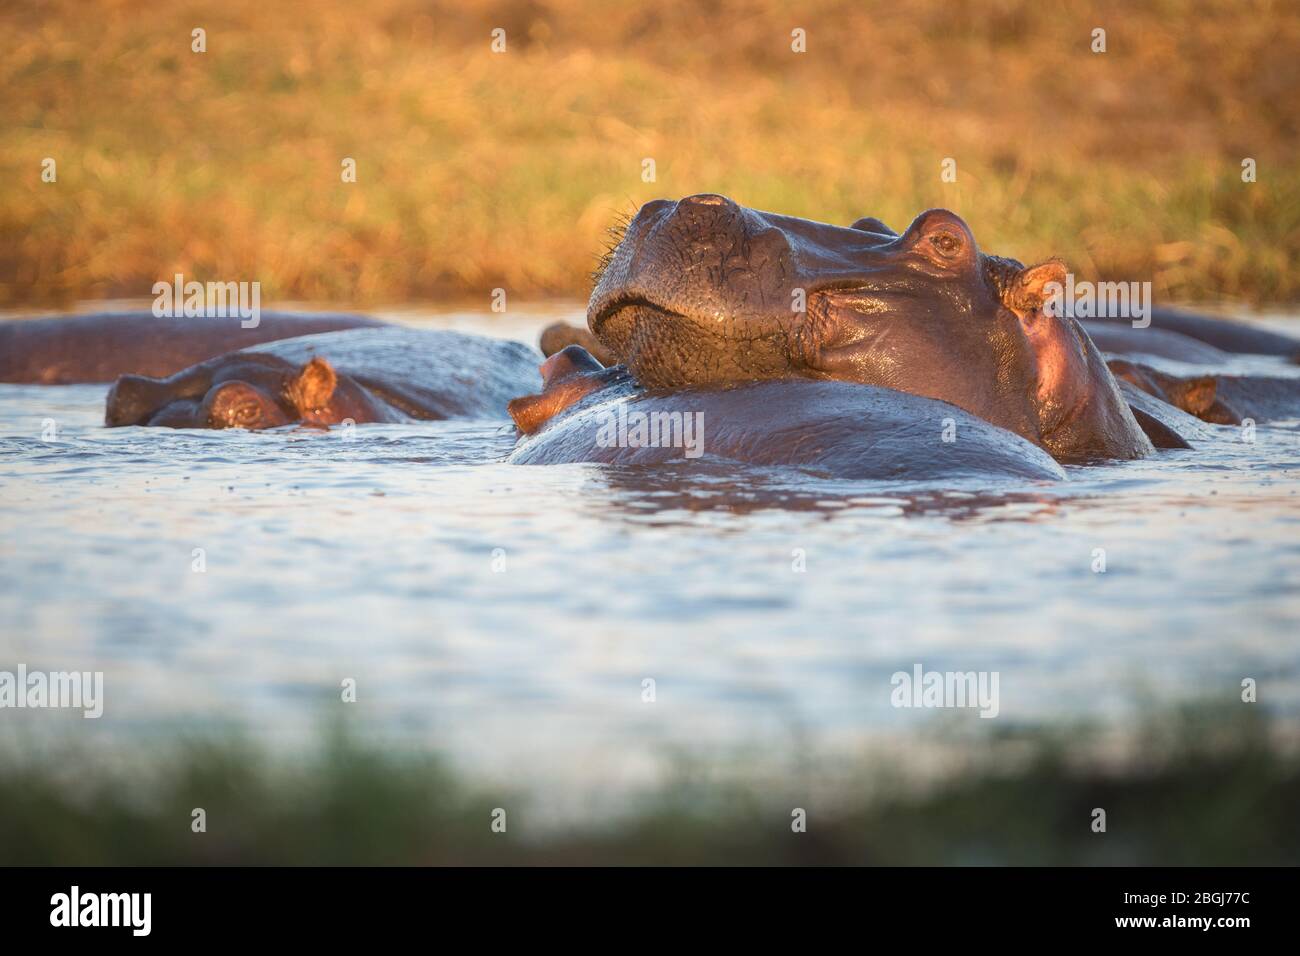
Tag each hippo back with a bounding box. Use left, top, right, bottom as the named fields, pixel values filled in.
left=0, top=311, right=387, bottom=383
left=246, top=327, right=542, bottom=420
left=1150, top=308, right=1300, bottom=360
left=511, top=379, right=1066, bottom=482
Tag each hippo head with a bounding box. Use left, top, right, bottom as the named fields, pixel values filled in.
left=588, top=194, right=1152, bottom=462
left=106, top=352, right=377, bottom=429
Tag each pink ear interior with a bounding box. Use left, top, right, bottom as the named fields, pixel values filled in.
left=1006, top=261, right=1068, bottom=315
left=291, top=356, right=337, bottom=410
left=510, top=353, right=610, bottom=435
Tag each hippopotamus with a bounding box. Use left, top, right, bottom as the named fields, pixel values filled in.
left=507, top=345, right=1065, bottom=481
left=0, top=311, right=386, bottom=384
left=104, top=327, right=540, bottom=428
left=1081, top=323, right=1234, bottom=364
left=541, top=193, right=1159, bottom=463
left=1081, top=312, right=1300, bottom=366
left=545, top=311, right=1300, bottom=429
left=539, top=321, right=617, bottom=367
left=1105, top=357, right=1300, bottom=426
left=1141, top=308, right=1300, bottom=361
left=1075, top=306, right=1300, bottom=424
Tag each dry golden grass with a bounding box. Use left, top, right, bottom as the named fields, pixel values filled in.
left=1, top=0, right=1296, bottom=307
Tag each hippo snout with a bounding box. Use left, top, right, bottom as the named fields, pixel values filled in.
left=662, top=194, right=742, bottom=232
left=677, top=193, right=735, bottom=209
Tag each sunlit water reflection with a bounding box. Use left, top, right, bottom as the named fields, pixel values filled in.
left=2, top=306, right=1299, bottom=806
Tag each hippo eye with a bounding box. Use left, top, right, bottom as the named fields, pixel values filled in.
left=212, top=401, right=263, bottom=429
left=930, top=232, right=962, bottom=257
left=209, top=395, right=263, bottom=428
left=230, top=402, right=262, bottom=425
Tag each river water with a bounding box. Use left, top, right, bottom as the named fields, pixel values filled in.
left=2, top=304, right=1299, bottom=810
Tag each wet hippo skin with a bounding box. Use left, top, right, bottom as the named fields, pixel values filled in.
left=560, top=195, right=1156, bottom=463
left=105, top=327, right=542, bottom=429
left=510, top=372, right=1067, bottom=482
left=0, top=311, right=387, bottom=384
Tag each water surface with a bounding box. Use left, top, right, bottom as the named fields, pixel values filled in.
left=2, top=305, right=1299, bottom=809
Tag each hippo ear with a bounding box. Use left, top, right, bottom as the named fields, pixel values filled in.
left=1004, top=260, right=1068, bottom=316
left=289, top=356, right=337, bottom=412
left=508, top=347, right=609, bottom=435
left=1172, top=375, right=1218, bottom=417
left=539, top=321, right=619, bottom=365
left=106, top=373, right=174, bottom=427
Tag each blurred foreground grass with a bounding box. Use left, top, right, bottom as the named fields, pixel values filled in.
left=1, top=0, right=1297, bottom=308
left=2, top=705, right=1296, bottom=865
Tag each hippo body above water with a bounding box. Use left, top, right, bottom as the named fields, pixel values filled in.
left=580, top=194, right=1154, bottom=463
left=1139, top=309, right=1300, bottom=360
left=540, top=194, right=1300, bottom=463
left=508, top=347, right=1065, bottom=481
left=1080, top=322, right=1234, bottom=365
left=4, top=193, right=1299, bottom=482
left=104, top=327, right=541, bottom=429
left=0, top=311, right=386, bottom=384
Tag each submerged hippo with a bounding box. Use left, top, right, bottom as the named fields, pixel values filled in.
left=1105, top=357, right=1300, bottom=426
left=105, top=327, right=540, bottom=428
left=1141, top=309, right=1300, bottom=361
left=1081, top=312, right=1300, bottom=366
left=0, top=311, right=386, bottom=384
left=543, top=194, right=1158, bottom=463
left=1081, top=322, right=1233, bottom=365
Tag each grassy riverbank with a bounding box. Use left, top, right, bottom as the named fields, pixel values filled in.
left=1, top=0, right=1296, bottom=307
left=2, top=705, right=1295, bottom=865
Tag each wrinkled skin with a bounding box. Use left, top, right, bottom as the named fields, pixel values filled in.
left=508, top=347, right=1065, bottom=482
left=106, top=327, right=542, bottom=429
left=0, top=311, right=387, bottom=384
left=584, top=194, right=1152, bottom=463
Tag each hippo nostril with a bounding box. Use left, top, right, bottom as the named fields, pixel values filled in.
left=678, top=193, right=733, bottom=208
left=637, top=198, right=674, bottom=218
left=749, top=225, right=793, bottom=264
left=753, top=225, right=791, bottom=248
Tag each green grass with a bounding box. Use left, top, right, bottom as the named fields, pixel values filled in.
left=2, top=705, right=1296, bottom=865
left=1, top=0, right=1296, bottom=307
